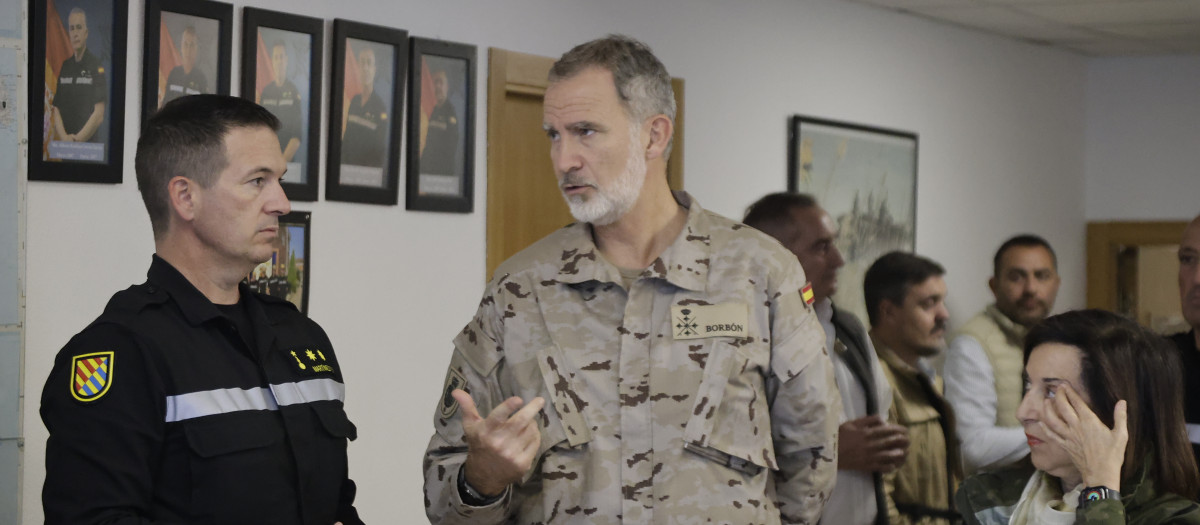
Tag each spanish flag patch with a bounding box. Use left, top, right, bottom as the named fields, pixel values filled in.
left=801, top=283, right=815, bottom=305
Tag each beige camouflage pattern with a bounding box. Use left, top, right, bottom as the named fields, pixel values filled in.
left=423, top=193, right=840, bottom=524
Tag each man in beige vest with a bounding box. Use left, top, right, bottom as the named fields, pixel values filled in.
left=864, top=252, right=960, bottom=525
left=943, top=235, right=1059, bottom=475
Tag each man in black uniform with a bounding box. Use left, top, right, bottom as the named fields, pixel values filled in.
left=260, top=41, right=303, bottom=163
left=41, top=95, right=363, bottom=525
left=52, top=7, right=106, bottom=144
left=160, top=26, right=208, bottom=107
left=1173, top=213, right=1200, bottom=465
left=342, top=46, right=387, bottom=168
left=420, top=69, right=458, bottom=175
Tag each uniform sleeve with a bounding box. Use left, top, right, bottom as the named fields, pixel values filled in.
left=943, top=335, right=1028, bottom=475
left=769, top=262, right=841, bottom=525
left=90, top=63, right=107, bottom=108
left=40, top=324, right=167, bottom=525
left=422, top=285, right=515, bottom=525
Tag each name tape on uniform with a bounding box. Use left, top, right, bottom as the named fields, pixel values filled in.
left=671, top=303, right=748, bottom=340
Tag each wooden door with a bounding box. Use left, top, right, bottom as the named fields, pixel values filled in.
left=1086, top=221, right=1187, bottom=317
left=485, top=48, right=685, bottom=278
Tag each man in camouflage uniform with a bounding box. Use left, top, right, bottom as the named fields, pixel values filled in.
left=423, top=35, right=840, bottom=524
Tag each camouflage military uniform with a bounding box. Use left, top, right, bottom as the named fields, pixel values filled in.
left=423, top=192, right=840, bottom=524
left=956, top=459, right=1200, bottom=524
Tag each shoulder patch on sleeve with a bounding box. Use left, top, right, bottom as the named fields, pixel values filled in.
left=440, top=368, right=467, bottom=420
left=70, top=351, right=114, bottom=402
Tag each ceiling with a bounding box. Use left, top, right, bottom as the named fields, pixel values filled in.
left=841, top=0, right=1200, bottom=56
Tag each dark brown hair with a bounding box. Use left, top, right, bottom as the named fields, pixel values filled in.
left=863, top=251, right=945, bottom=327
left=1024, top=309, right=1200, bottom=499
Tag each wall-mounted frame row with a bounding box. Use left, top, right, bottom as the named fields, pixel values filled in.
left=29, top=0, right=476, bottom=212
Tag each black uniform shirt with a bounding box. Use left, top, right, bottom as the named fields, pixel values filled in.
left=342, top=92, right=387, bottom=168
left=421, top=101, right=458, bottom=175
left=162, top=65, right=209, bottom=106
left=260, top=79, right=303, bottom=154
left=41, top=255, right=363, bottom=524
left=54, top=50, right=107, bottom=136
left=1171, top=330, right=1200, bottom=465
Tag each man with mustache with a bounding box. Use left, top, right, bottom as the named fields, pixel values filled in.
left=744, top=192, right=908, bottom=525
left=1171, top=215, right=1200, bottom=465
left=423, top=35, right=839, bottom=525
left=40, top=95, right=363, bottom=524
left=943, top=235, right=1059, bottom=475
left=864, top=252, right=960, bottom=525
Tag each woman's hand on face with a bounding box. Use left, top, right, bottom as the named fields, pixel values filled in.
left=1039, top=383, right=1128, bottom=491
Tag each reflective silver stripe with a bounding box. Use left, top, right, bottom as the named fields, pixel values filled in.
left=270, top=378, right=345, bottom=407
left=164, top=378, right=344, bottom=423
left=1188, top=423, right=1200, bottom=444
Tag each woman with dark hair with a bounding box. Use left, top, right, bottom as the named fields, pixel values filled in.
left=957, top=309, right=1200, bottom=524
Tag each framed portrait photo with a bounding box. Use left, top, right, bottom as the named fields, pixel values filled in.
left=405, top=37, right=476, bottom=213
left=241, top=8, right=323, bottom=202
left=326, top=19, right=409, bottom=205
left=246, top=211, right=311, bottom=314
left=29, top=0, right=128, bottom=183
left=788, top=115, right=918, bottom=323
left=141, top=0, right=232, bottom=127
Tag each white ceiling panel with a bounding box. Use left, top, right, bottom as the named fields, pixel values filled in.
left=841, top=0, right=1200, bottom=55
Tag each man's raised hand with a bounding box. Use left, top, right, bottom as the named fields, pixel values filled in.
left=455, top=389, right=546, bottom=497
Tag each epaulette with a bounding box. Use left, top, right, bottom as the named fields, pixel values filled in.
left=100, top=281, right=170, bottom=316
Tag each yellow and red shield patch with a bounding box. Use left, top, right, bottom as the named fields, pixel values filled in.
left=801, top=283, right=815, bottom=305
left=70, top=352, right=114, bottom=402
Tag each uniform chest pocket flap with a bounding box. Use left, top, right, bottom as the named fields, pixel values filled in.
left=311, top=402, right=358, bottom=441
left=184, top=412, right=284, bottom=458
left=525, top=345, right=594, bottom=483
left=682, top=340, right=777, bottom=476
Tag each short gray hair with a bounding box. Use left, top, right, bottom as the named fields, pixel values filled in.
left=549, top=35, right=676, bottom=156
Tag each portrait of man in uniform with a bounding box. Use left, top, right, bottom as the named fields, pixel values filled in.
left=414, top=52, right=470, bottom=198
left=255, top=27, right=312, bottom=184
left=46, top=1, right=115, bottom=163
left=157, top=11, right=219, bottom=108
left=339, top=39, right=395, bottom=187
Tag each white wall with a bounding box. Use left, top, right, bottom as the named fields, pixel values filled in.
left=22, top=0, right=1090, bottom=522
left=1085, top=55, right=1200, bottom=221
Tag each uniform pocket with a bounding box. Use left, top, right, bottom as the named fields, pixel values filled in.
left=682, top=340, right=777, bottom=475
left=525, top=345, right=593, bottom=484
left=184, top=411, right=283, bottom=457
left=312, top=402, right=358, bottom=441
left=183, top=411, right=293, bottom=522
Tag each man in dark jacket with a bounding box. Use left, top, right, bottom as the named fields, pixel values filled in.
left=1173, top=214, right=1200, bottom=466
left=41, top=94, right=363, bottom=525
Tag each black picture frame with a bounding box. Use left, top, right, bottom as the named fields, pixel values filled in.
left=405, top=36, right=476, bottom=213
left=141, top=0, right=232, bottom=128
left=246, top=210, right=311, bottom=314
left=326, top=19, right=409, bottom=205
left=787, top=114, right=918, bottom=323
left=29, top=0, right=128, bottom=183
left=241, top=8, right=323, bottom=202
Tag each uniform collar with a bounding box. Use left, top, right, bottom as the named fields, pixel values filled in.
left=553, top=191, right=710, bottom=293
left=872, top=334, right=936, bottom=379
left=147, top=255, right=265, bottom=327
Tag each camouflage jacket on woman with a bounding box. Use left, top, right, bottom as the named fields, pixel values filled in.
left=956, top=460, right=1200, bottom=525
